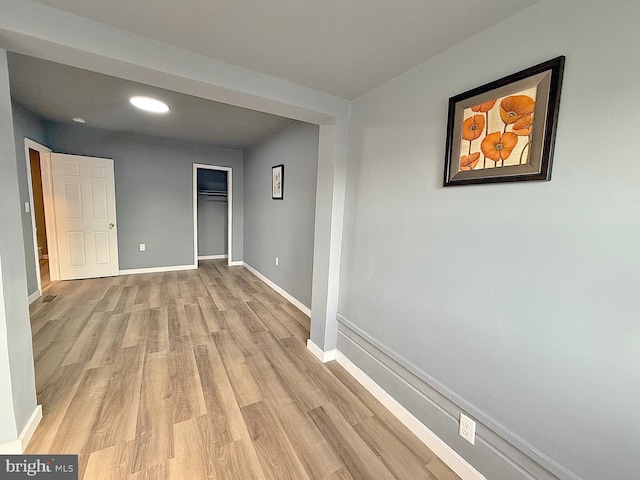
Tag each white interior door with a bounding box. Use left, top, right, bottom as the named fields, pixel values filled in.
left=51, top=153, right=119, bottom=280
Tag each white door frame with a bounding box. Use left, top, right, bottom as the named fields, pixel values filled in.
left=193, top=164, right=232, bottom=267
left=23, top=138, right=61, bottom=293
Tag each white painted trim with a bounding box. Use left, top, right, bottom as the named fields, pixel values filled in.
left=229, top=261, right=244, bottom=267
left=0, top=404, right=43, bottom=454
left=243, top=262, right=311, bottom=317
left=18, top=404, right=42, bottom=451
left=119, top=264, right=197, bottom=275
left=23, top=138, right=52, bottom=293
left=0, top=438, right=22, bottom=454
left=28, top=290, right=41, bottom=305
left=335, top=351, right=486, bottom=480
left=198, top=254, right=228, bottom=260
left=193, top=164, right=232, bottom=267
left=306, top=339, right=336, bottom=363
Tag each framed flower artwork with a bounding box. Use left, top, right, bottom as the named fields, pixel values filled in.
left=443, top=56, right=565, bottom=186
left=272, top=164, right=284, bottom=199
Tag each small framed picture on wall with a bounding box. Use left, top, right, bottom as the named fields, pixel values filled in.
left=272, top=164, right=284, bottom=199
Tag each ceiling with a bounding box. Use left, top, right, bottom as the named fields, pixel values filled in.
left=8, top=53, right=296, bottom=149
left=9, top=1, right=540, bottom=148
left=31, top=0, right=539, bottom=100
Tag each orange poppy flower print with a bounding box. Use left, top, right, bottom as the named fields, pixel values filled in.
left=481, top=132, right=518, bottom=162
left=499, top=95, right=535, bottom=124
left=512, top=114, right=533, bottom=136
left=471, top=100, right=497, bottom=112
left=461, top=115, right=485, bottom=141
left=460, top=152, right=480, bottom=171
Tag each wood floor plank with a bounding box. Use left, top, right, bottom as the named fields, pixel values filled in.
left=131, top=350, right=173, bottom=474
left=211, top=439, right=267, bottom=480
left=308, top=404, right=396, bottom=480
left=253, top=331, right=325, bottom=412
left=168, top=339, right=207, bottom=424
left=196, top=295, right=224, bottom=332
left=61, top=312, right=110, bottom=366
left=219, top=308, right=259, bottom=358
left=245, top=300, right=292, bottom=340
left=246, top=353, right=344, bottom=479
left=184, top=303, right=213, bottom=345
left=354, top=415, right=438, bottom=479
left=326, top=360, right=440, bottom=462
left=145, top=307, right=169, bottom=354
left=234, top=303, right=269, bottom=335
left=85, top=345, right=145, bottom=453
left=26, top=363, right=85, bottom=454
left=172, top=415, right=216, bottom=479
left=193, top=344, right=235, bottom=443
left=83, top=443, right=130, bottom=480
left=426, top=458, right=462, bottom=480
left=241, top=400, right=310, bottom=480
left=113, top=285, right=138, bottom=314
left=121, top=308, right=150, bottom=348
left=86, top=312, right=129, bottom=368
left=272, top=302, right=310, bottom=336
left=323, top=467, right=356, bottom=480
left=94, top=285, right=125, bottom=313
left=206, top=282, right=241, bottom=311
left=166, top=304, right=191, bottom=341
left=215, top=333, right=265, bottom=407
left=280, top=336, right=373, bottom=425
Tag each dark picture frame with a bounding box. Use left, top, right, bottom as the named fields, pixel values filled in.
left=272, top=164, right=284, bottom=199
left=443, top=56, right=565, bottom=187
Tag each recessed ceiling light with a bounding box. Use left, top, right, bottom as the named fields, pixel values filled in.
left=130, top=96, right=170, bottom=113
left=72, top=117, right=86, bottom=123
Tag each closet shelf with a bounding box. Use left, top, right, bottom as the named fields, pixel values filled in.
left=198, top=190, right=227, bottom=197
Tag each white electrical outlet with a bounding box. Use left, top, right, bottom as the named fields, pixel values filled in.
left=139, top=243, right=146, bottom=252
left=25, top=202, right=30, bottom=213
left=459, top=413, right=476, bottom=445
left=275, top=256, right=279, bottom=266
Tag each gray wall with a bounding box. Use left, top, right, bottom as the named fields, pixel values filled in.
left=197, top=196, right=227, bottom=256
left=0, top=49, right=37, bottom=443
left=244, top=122, right=319, bottom=308
left=11, top=101, right=48, bottom=296
left=340, top=1, right=640, bottom=479
left=46, top=122, right=244, bottom=269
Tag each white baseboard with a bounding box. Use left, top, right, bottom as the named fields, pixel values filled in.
left=28, top=290, right=41, bottom=304
left=306, top=339, right=336, bottom=363
left=229, top=261, right=243, bottom=267
left=335, top=351, right=486, bottom=480
left=243, top=263, right=311, bottom=317
left=19, top=405, right=42, bottom=451
left=119, top=264, right=197, bottom=275
left=0, top=404, right=42, bottom=454
left=0, top=438, right=22, bottom=454
left=198, top=254, right=228, bottom=260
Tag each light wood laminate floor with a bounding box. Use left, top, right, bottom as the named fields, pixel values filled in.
left=27, top=260, right=460, bottom=480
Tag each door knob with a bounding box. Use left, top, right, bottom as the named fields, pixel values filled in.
left=109, top=223, right=115, bottom=229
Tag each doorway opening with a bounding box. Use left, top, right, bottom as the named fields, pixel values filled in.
left=193, top=164, right=232, bottom=267
left=29, top=148, right=49, bottom=288
left=24, top=139, right=55, bottom=297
